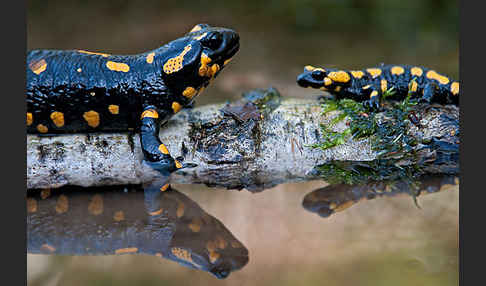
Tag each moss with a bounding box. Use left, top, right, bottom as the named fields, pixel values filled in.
left=241, top=86, right=282, bottom=114
left=309, top=80, right=425, bottom=205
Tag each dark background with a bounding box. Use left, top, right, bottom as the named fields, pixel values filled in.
left=27, top=0, right=459, bottom=105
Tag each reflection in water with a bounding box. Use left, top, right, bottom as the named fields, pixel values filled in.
left=302, top=175, right=459, bottom=218
left=27, top=179, right=249, bottom=279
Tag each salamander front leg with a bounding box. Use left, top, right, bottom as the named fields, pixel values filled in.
left=140, top=107, right=184, bottom=175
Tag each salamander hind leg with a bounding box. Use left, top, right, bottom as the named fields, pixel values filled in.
left=140, top=107, right=195, bottom=175
left=362, top=86, right=381, bottom=110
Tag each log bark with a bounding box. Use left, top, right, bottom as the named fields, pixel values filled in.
left=27, top=92, right=459, bottom=190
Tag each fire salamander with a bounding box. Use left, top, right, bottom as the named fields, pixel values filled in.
left=27, top=24, right=240, bottom=174
left=297, top=64, right=459, bottom=108
left=27, top=180, right=249, bottom=279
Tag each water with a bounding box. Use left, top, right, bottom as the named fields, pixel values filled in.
left=27, top=176, right=458, bottom=285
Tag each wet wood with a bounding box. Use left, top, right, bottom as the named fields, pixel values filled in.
left=27, top=97, right=459, bottom=190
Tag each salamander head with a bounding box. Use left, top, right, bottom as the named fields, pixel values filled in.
left=296, top=65, right=329, bottom=89
left=297, top=65, right=353, bottom=93
left=156, top=24, right=239, bottom=101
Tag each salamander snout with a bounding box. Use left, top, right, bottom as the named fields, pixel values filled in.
left=205, top=29, right=239, bottom=65
left=297, top=68, right=327, bottom=88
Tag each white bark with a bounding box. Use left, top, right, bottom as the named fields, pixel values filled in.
left=27, top=98, right=459, bottom=190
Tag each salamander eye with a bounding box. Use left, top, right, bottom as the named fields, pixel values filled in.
left=311, top=70, right=326, bottom=80
left=201, top=33, right=223, bottom=50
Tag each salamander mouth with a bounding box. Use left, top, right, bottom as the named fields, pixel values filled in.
left=209, top=254, right=249, bottom=279
left=297, top=73, right=324, bottom=88
left=225, top=41, right=239, bottom=59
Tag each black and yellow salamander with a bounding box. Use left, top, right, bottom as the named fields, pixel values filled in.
left=297, top=64, right=459, bottom=108
left=27, top=24, right=239, bottom=174
left=27, top=180, right=249, bottom=279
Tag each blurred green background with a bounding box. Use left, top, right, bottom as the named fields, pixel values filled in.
left=27, top=0, right=458, bottom=105
left=27, top=1, right=458, bottom=285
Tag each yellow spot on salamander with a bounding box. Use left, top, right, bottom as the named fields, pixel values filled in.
left=362, top=84, right=371, bottom=90
left=55, top=195, right=68, bottom=214
left=88, top=194, right=103, bottom=215
left=41, top=188, right=51, bottom=199
left=231, top=240, right=243, bottom=248
left=160, top=183, right=170, bottom=192
left=77, top=68, right=82, bottom=73
left=149, top=208, right=163, bottom=216
left=175, top=160, right=183, bottom=169
left=199, top=53, right=214, bottom=77
left=182, top=87, right=197, bottom=99
left=199, top=65, right=209, bottom=77
left=140, top=109, right=158, bottom=119
left=381, top=79, right=387, bottom=93
left=172, top=102, right=182, bottom=113
left=334, top=86, right=342, bottom=92
left=27, top=198, right=37, bottom=213
left=163, top=45, right=192, bottom=74
left=334, top=200, right=356, bottom=212
left=350, top=70, right=364, bottom=78
left=391, top=66, right=405, bottom=75
left=108, top=105, right=119, bottom=115
left=83, top=110, right=100, bottom=128
left=27, top=113, right=33, bottom=126
left=113, top=211, right=125, bottom=221
left=201, top=53, right=212, bottom=65
left=328, top=71, right=350, bottom=83
left=324, top=77, right=332, bottom=86
left=50, top=111, right=64, bottom=127
left=410, top=80, right=418, bottom=92
left=304, top=65, right=315, bottom=71
left=146, top=52, right=155, bottom=64
left=115, top=247, right=138, bottom=254
left=206, top=240, right=217, bottom=252
left=90, top=92, right=96, bottom=96
left=209, top=251, right=220, bottom=263
left=190, top=24, right=203, bottom=33
left=37, top=124, right=48, bottom=133
left=370, top=90, right=379, bottom=98
left=158, top=144, right=169, bottom=154
left=29, top=59, right=47, bottom=75
left=194, top=32, right=207, bottom=40
left=189, top=218, right=202, bottom=233
left=77, top=50, right=110, bottom=57
left=176, top=202, right=185, bottom=218
left=224, top=58, right=232, bottom=66
left=41, top=244, right=56, bottom=253
left=171, top=248, right=201, bottom=267
left=366, top=68, right=382, bottom=78
left=106, top=61, right=130, bottom=72
left=450, top=82, right=459, bottom=95
left=211, top=64, right=220, bottom=76
left=411, top=67, right=423, bottom=77
left=426, top=70, right=450, bottom=85
left=215, top=236, right=228, bottom=249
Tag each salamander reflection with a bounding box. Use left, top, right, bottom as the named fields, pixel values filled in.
left=27, top=180, right=249, bottom=279
left=303, top=175, right=459, bottom=218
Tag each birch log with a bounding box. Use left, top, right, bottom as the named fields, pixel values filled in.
left=27, top=93, right=459, bottom=190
